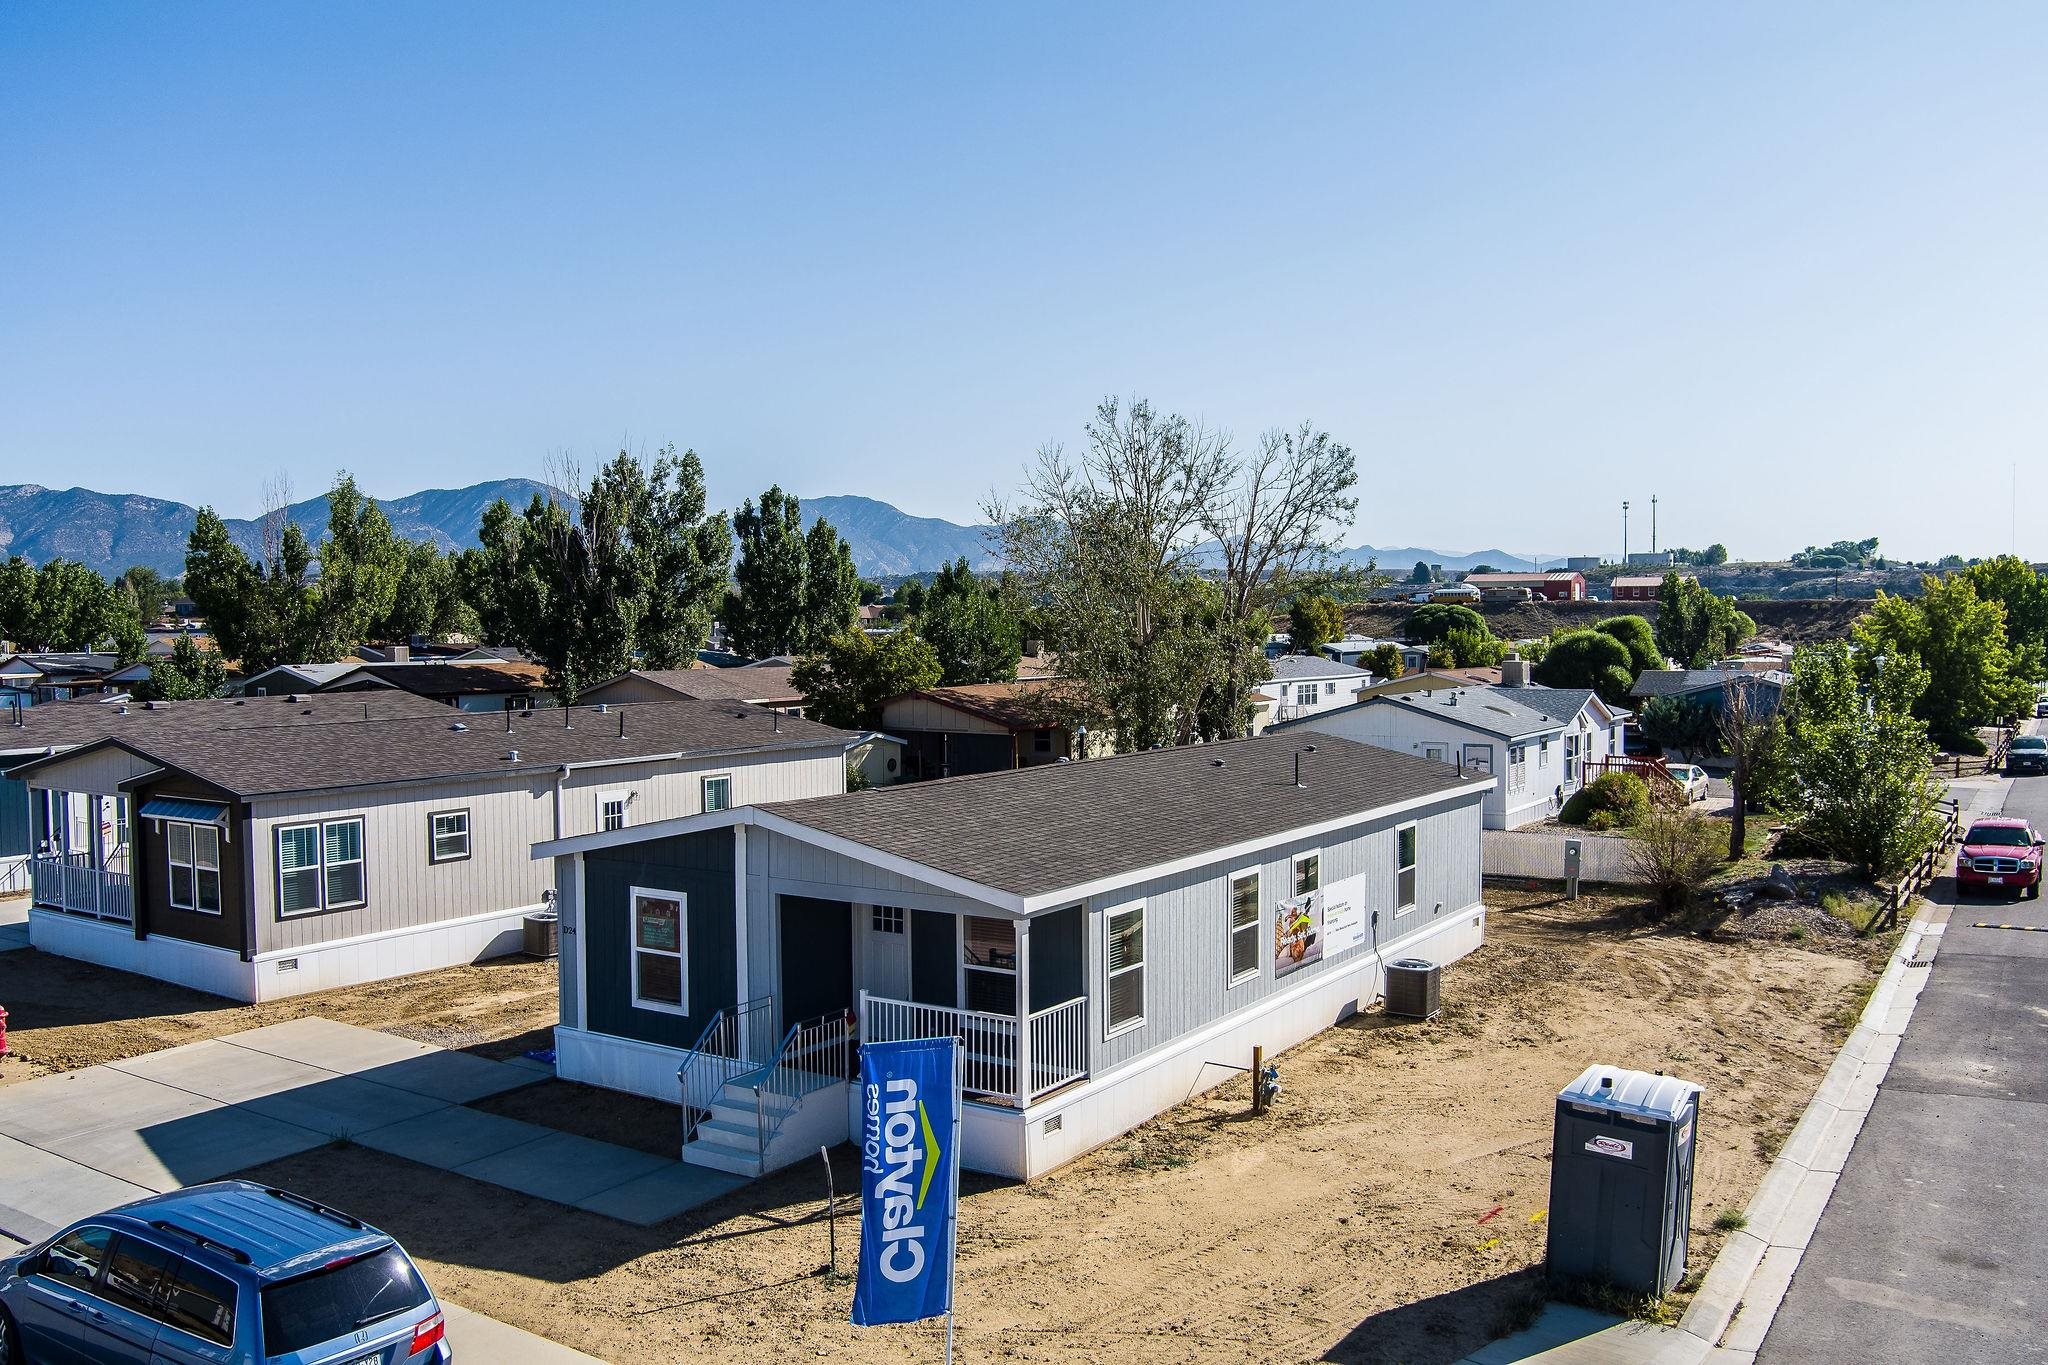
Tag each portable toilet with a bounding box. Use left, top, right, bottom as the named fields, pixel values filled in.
left=1545, top=1065, right=1702, bottom=1296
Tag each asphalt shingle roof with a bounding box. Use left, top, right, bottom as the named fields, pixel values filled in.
left=0, top=692, right=450, bottom=758
left=1507, top=686, right=1599, bottom=725
left=1366, top=687, right=1564, bottom=740
left=761, top=730, right=1480, bottom=899
left=322, top=661, right=546, bottom=697
left=1266, top=655, right=1371, bottom=682
left=1629, top=669, right=1786, bottom=699
left=598, top=666, right=802, bottom=705
left=24, top=699, right=851, bottom=797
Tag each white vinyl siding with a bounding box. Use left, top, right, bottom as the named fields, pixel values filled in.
left=1105, top=902, right=1145, bottom=1035
left=276, top=817, right=365, bottom=916
left=631, top=887, right=688, bottom=1013
left=1228, top=870, right=1260, bottom=984
left=166, top=821, right=221, bottom=914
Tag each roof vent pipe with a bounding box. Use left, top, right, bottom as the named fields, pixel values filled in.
left=618, top=710, right=627, bottom=739
left=597, top=703, right=607, bottom=714
left=506, top=749, right=521, bottom=761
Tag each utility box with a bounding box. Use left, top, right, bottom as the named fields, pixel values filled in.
left=523, top=910, right=560, bottom=959
left=1545, top=1065, right=1701, bottom=1296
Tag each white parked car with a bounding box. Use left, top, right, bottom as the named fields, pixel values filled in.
left=1666, top=764, right=1710, bottom=802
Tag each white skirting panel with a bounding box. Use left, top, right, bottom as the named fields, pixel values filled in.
left=247, top=904, right=536, bottom=1001
left=555, top=1024, right=691, bottom=1102
left=29, top=910, right=256, bottom=1000
left=1009, top=903, right=1489, bottom=1180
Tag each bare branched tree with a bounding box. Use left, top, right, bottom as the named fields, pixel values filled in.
left=259, top=472, right=294, bottom=570
left=1720, top=674, right=1766, bottom=861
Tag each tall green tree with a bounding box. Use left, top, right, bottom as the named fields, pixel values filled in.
left=802, top=515, right=861, bottom=648
left=468, top=448, right=731, bottom=699
left=1853, top=576, right=2033, bottom=748
left=724, top=487, right=811, bottom=659
left=1363, top=643, right=1406, bottom=680
left=1409, top=560, right=1433, bottom=584
left=1406, top=603, right=1489, bottom=645
left=1785, top=640, right=1940, bottom=878
left=1959, top=556, right=2048, bottom=684
left=1655, top=573, right=1755, bottom=668
left=992, top=397, right=1352, bottom=749
left=311, top=475, right=407, bottom=656
left=0, top=556, right=147, bottom=657
left=918, top=558, right=1022, bottom=685
left=1287, top=594, right=1344, bottom=655
left=791, top=626, right=942, bottom=730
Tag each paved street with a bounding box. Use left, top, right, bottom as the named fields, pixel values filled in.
left=1760, top=748, right=2048, bottom=1364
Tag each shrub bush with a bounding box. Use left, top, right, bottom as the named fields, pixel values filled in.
left=1560, top=772, right=1651, bottom=830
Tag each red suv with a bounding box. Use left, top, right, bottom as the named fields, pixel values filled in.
left=1956, top=818, right=2045, bottom=898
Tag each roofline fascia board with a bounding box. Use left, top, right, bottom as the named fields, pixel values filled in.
left=1354, top=696, right=1563, bottom=742
left=1016, top=777, right=1494, bottom=913
left=529, top=805, right=1030, bottom=912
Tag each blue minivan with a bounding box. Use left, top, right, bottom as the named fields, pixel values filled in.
left=0, top=1181, right=451, bottom=1364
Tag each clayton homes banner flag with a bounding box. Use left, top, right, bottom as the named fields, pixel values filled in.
left=851, top=1036, right=960, bottom=1327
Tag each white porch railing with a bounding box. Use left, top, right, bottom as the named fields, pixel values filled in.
left=861, top=991, right=1087, bottom=1106
left=31, top=853, right=133, bottom=924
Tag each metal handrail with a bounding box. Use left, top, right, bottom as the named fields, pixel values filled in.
left=744, top=1011, right=853, bottom=1163
left=677, top=995, right=775, bottom=1142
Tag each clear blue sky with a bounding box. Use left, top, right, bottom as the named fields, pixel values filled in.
left=5, top=3, right=2045, bottom=562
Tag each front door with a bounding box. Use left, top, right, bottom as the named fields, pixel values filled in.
left=778, top=896, right=853, bottom=1026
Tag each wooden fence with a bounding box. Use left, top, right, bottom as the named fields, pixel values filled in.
left=1482, top=828, right=1643, bottom=885
left=1872, top=798, right=1963, bottom=932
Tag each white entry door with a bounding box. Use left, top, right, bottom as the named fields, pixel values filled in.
left=860, top=905, right=912, bottom=1000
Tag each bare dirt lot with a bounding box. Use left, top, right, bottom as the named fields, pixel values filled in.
left=223, top=889, right=1874, bottom=1365
left=0, top=947, right=558, bottom=1087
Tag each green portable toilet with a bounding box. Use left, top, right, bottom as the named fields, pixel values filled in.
left=1545, top=1064, right=1702, bottom=1296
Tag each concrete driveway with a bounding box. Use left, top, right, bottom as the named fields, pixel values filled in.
left=0, top=1016, right=740, bottom=1243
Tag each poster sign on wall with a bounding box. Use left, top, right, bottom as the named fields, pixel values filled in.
left=1274, top=891, right=1321, bottom=977
left=1320, top=873, right=1367, bottom=956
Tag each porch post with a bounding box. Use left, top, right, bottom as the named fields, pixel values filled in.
left=733, top=823, right=752, bottom=1059
left=1014, top=916, right=1032, bottom=1109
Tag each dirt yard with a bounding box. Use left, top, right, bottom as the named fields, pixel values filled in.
left=0, top=947, right=559, bottom=1087
left=218, top=889, right=1875, bottom=1365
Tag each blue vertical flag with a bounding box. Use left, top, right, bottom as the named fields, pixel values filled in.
left=851, top=1036, right=960, bottom=1327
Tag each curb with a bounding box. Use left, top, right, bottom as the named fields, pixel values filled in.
left=1672, top=910, right=1945, bottom=1361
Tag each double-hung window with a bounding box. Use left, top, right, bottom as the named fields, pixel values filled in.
left=1293, top=851, right=1321, bottom=898
left=276, top=817, right=365, bottom=915
left=1295, top=683, right=1317, bottom=707
left=1105, top=903, right=1145, bottom=1034
left=1565, top=734, right=1581, bottom=784
left=631, top=889, right=687, bottom=1013
left=701, top=775, right=731, bottom=814
left=429, top=809, right=470, bottom=863
left=1396, top=823, right=1418, bottom=910
left=599, top=790, right=629, bottom=833
left=1229, top=871, right=1260, bottom=984
left=166, top=820, right=222, bottom=914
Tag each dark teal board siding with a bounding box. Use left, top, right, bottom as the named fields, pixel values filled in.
left=0, top=774, right=27, bottom=858
left=585, top=831, right=737, bottom=1050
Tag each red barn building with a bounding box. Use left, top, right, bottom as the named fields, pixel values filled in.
left=1461, top=571, right=1586, bottom=602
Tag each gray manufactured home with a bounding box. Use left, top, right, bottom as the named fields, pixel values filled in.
left=538, top=730, right=1492, bottom=1179
left=13, top=701, right=851, bottom=1001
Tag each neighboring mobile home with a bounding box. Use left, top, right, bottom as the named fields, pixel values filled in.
left=1253, top=655, right=1373, bottom=727
left=13, top=701, right=851, bottom=1001
left=880, top=680, right=1099, bottom=778
left=1276, top=686, right=1566, bottom=828
left=582, top=665, right=805, bottom=715
left=536, top=730, right=1491, bottom=1180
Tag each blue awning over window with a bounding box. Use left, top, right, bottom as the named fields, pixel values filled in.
left=138, top=798, right=229, bottom=825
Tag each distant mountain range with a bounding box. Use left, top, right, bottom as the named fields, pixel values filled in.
left=0, top=480, right=1550, bottom=581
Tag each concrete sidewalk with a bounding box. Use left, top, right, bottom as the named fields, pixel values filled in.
left=0, top=1017, right=741, bottom=1241
left=0, top=894, right=27, bottom=952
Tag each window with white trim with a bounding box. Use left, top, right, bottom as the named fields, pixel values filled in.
left=429, top=809, right=470, bottom=863
left=599, top=789, right=629, bottom=832
left=166, top=820, right=222, bottom=914
left=1105, top=903, right=1145, bottom=1033
left=275, top=817, right=365, bottom=915
left=701, top=775, right=732, bottom=813
left=631, top=888, right=687, bottom=1013
left=1294, top=683, right=1317, bottom=706
left=1462, top=743, right=1492, bottom=775
left=1293, top=851, right=1321, bottom=897
left=1229, top=870, right=1260, bottom=983
left=1396, top=822, right=1418, bottom=910
left=1565, top=733, right=1581, bottom=783
left=1507, top=744, right=1528, bottom=793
